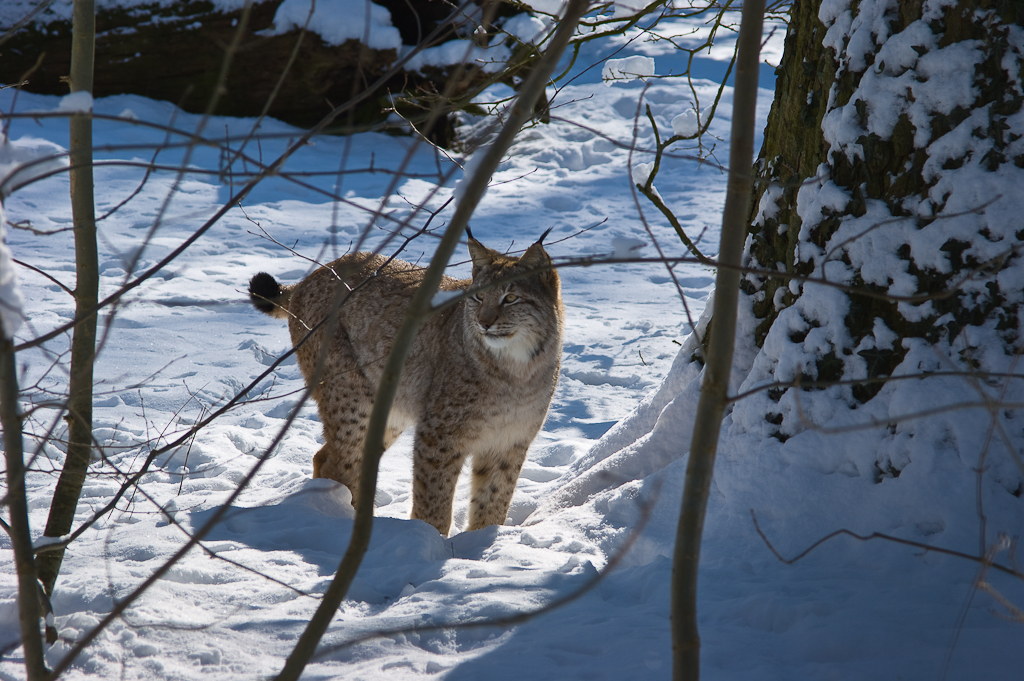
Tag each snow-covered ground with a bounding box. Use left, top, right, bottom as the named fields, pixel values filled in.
left=2, top=5, right=1024, bottom=680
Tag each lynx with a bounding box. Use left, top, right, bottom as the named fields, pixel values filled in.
left=248, top=231, right=563, bottom=536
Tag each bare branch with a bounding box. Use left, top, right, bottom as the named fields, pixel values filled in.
left=1, top=331, right=49, bottom=679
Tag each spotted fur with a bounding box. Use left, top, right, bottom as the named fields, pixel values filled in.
left=248, top=235, right=563, bottom=535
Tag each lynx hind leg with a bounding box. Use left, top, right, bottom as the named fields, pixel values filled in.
left=313, top=382, right=407, bottom=506
left=468, top=445, right=528, bottom=532
left=411, top=426, right=468, bottom=536
left=310, top=361, right=377, bottom=505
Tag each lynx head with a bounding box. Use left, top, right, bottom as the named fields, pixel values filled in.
left=464, top=229, right=563, bottom=364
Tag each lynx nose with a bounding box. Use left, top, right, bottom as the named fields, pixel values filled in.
left=478, top=306, right=499, bottom=329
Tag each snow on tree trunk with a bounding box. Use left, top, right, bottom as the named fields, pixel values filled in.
left=739, top=0, right=1024, bottom=477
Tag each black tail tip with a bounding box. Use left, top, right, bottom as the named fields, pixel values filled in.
left=249, top=272, right=280, bottom=314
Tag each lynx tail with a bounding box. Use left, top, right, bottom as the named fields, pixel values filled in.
left=249, top=272, right=287, bottom=317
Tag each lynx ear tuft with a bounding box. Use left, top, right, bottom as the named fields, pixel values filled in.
left=536, top=227, right=553, bottom=245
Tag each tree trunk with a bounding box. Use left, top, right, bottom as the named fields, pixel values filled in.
left=38, top=0, right=99, bottom=597
left=744, top=0, right=1023, bottom=434
left=743, top=0, right=834, bottom=345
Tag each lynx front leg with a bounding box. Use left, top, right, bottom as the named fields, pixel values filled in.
left=411, top=426, right=467, bottom=536
left=468, top=445, right=528, bottom=531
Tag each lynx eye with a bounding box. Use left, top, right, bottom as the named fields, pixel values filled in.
left=502, top=294, right=519, bottom=304
left=471, top=293, right=483, bottom=303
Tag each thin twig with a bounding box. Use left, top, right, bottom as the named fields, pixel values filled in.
left=750, top=510, right=1024, bottom=581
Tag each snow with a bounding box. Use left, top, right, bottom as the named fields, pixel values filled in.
left=403, top=41, right=512, bottom=74
left=2, top=4, right=1023, bottom=681
left=0, top=202, right=25, bottom=338
left=521, top=0, right=568, bottom=18
left=501, top=13, right=550, bottom=46
left=601, top=56, right=656, bottom=85
left=611, top=236, right=646, bottom=259
left=630, top=161, right=655, bottom=187
left=56, top=92, right=93, bottom=114
left=819, top=3, right=853, bottom=57
left=671, top=109, right=698, bottom=137
left=612, top=0, right=649, bottom=19
left=267, top=0, right=402, bottom=50
left=31, top=534, right=70, bottom=549
left=0, top=135, right=68, bottom=199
